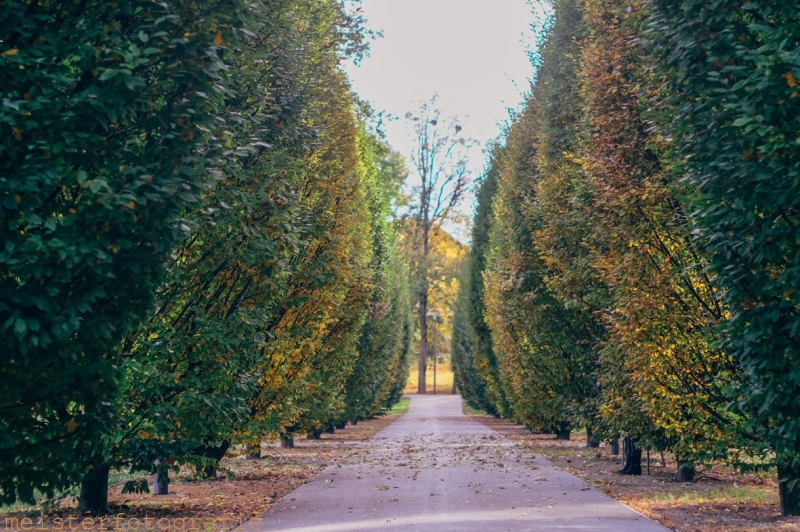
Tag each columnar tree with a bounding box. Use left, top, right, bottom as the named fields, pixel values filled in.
left=648, top=0, right=800, bottom=513
left=67, top=0, right=373, bottom=511
left=580, top=0, right=748, bottom=474
left=479, top=0, right=605, bottom=442
left=453, top=151, right=509, bottom=415
left=339, top=129, right=412, bottom=425
left=0, top=0, right=246, bottom=504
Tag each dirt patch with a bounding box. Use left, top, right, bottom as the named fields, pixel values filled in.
left=2, top=415, right=400, bottom=531
left=470, top=413, right=800, bottom=532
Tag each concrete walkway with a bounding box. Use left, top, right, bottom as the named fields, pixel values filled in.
left=250, top=395, right=668, bottom=531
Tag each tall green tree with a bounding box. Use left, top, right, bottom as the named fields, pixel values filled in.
left=339, top=130, right=412, bottom=425
left=461, top=153, right=507, bottom=416
left=481, top=0, right=604, bottom=442
left=648, top=0, right=800, bottom=513
left=451, top=255, right=482, bottom=411
left=119, top=23, right=374, bottom=483
left=0, top=0, right=246, bottom=504
left=579, top=0, right=747, bottom=475
left=0, top=0, right=388, bottom=512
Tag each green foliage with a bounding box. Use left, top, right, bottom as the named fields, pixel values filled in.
left=479, top=0, right=604, bottom=437
left=455, top=0, right=782, bottom=472
left=450, top=254, right=483, bottom=412
left=335, top=127, right=413, bottom=424
left=385, top=396, right=410, bottom=416
left=0, top=0, right=248, bottom=503
left=1, top=0, right=412, bottom=507
left=458, top=154, right=507, bottom=416
left=580, top=0, right=746, bottom=462
left=118, top=0, right=379, bottom=470
left=120, top=479, right=149, bottom=495
left=648, top=0, right=800, bottom=470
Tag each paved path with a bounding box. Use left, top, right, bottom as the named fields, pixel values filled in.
left=251, top=395, right=668, bottom=531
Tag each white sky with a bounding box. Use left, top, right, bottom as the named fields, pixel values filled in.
left=344, top=0, right=546, bottom=229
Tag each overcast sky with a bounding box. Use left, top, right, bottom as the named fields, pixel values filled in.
left=344, top=0, right=546, bottom=229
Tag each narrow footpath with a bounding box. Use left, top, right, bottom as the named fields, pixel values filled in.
left=250, top=395, right=669, bottom=531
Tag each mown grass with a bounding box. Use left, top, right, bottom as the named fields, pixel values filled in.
left=644, top=486, right=778, bottom=505
left=404, top=358, right=456, bottom=394
left=386, top=397, right=410, bottom=415
left=461, top=400, right=487, bottom=415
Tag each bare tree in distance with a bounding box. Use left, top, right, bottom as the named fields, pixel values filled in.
left=405, top=95, right=474, bottom=395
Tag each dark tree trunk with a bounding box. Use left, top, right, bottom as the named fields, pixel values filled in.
left=335, top=423, right=346, bottom=430
left=676, top=458, right=695, bottom=482
left=324, top=426, right=335, bottom=434
left=555, top=429, right=571, bottom=440
left=418, top=291, right=428, bottom=395
left=194, top=440, right=230, bottom=478
left=620, top=437, right=641, bottom=475
left=279, top=425, right=297, bottom=449
left=77, top=462, right=111, bottom=515
left=153, top=459, right=169, bottom=495
left=628, top=449, right=642, bottom=475
left=246, top=444, right=261, bottom=459
left=306, top=430, right=322, bottom=440
left=554, top=423, right=571, bottom=441
left=586, top=427, right=600, bottom=448
left=351, top=419, right=358, bottom=426
left=622, top=438, right=627, bottom=468
left=554, top=430, right=571, bottom=440
left=778, top=463, right=800, bottom=516
left=610, top=440, right=620, bottom=455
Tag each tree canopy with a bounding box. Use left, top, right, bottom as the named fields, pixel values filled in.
left=452, top=0, right=800, bottom=515
left=1, top=0, right=411, bottom=511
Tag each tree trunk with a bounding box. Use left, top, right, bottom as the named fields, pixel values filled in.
left=278, top=425, right=297, bottom=449
left=246, top=444, right=261, bottom=459
left=418, top=291, right=428, bottom=395
left=153, top=459, right=169, bottom=495
left=778, top=462, right=800, bottom=516
left=610, top=440, right=620, bottom=455
left=351, top=419, right=357, bottom=426
left=194, top=440, right=230, bottom=478
left=620, top=437, right=642, bottom=475
left=586, top=427, right=600, bottom=448
left=554, top=423, right=571, bottom=441
left=77, top=462, right=110, bottom=515
left=306, top=430, right=322, bottom=440
left=622, top=438, right=627, bottom=468
left=324, top=426, right=335, bottom=434
left=335, top=423, right=346, bottom=430
left=628, top=448, right=642, bottom=475
left=676, top=458, right=695, bottom=482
